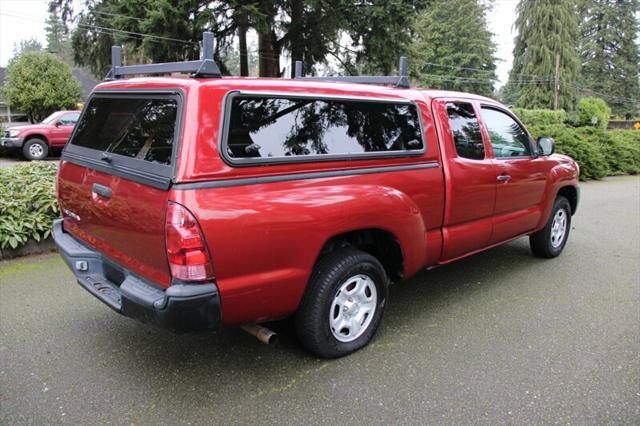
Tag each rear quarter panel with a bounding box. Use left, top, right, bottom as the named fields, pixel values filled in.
left=171, top=167, right=444, bottom=326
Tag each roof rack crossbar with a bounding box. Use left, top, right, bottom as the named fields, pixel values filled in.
left=293, top=56, right=410, bottom=88
left=105, top=31, right=221, bottom=80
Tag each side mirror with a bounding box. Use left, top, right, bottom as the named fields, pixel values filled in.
left=537, top=136, right=555, bottom=156
left=54, top=121, right=62, bottom=127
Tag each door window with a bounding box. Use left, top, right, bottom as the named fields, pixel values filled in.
left=445, top=102, right=484, bottom=160
left=481, top=108, right=531, bottom=158
left=58, top=112, right=80, bottom=126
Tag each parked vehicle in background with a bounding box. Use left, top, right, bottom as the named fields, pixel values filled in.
left=1, top=111, right=80, bottom=160
left=53, top=33, right=580, bottom=358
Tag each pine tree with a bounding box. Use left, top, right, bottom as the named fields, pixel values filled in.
left=506, top=0, right=581, bottom=110
left=45, top=8, right=73, bottom=65
left=409, top=0, right=497, bottom=97
left=579, top=0, right=640, bottom=118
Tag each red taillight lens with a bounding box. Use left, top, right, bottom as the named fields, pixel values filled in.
left=165, top=202, right=214, bottom=282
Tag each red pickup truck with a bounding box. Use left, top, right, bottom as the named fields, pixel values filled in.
left=53, top=39, right=579, bottom=357
left=1, top=111, right=80, bottom=160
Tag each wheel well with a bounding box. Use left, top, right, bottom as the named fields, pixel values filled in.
left=318, top=229, right=404, bottom=282
left=557, top=186, right=578, bottom=215
left=24, top=134, right=49, bottom=145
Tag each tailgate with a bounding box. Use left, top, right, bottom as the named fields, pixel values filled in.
left=58, top=91, right=183, bottom=288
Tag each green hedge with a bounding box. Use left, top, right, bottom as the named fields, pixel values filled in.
left=0, top=162, right=59, bottom=249
left=527, top=124, right=640, bottom=180
left=511, top=108, right=567, bottom=126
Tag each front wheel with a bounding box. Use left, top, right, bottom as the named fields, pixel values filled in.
left=530, top=196, right=572, bottom=258
left=22, top=138, right=49, bottom=161
left=294, top=248, right=389, bottom=358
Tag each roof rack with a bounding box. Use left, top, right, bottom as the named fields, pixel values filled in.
left=293, top=56, right=410, bottom=88
left=105, top=31, right=221, bottom=80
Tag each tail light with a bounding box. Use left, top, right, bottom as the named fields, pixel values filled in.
left=165, top=202, right=214, bottom=282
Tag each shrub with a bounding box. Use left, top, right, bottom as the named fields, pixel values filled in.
left=511, top=108, right=567, bottom=127
left=575, top=97, right=611, bottom=129
left=593, top=129, right=640, bottom=175
left=0, top=162, right=59, bottom=249
left=2, top=52, right=81, bottom=123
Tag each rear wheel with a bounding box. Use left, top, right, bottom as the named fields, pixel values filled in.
left=294, top=248, right=388, bottom=358
left=22, top=138, right=48, bottom=161
left=530, top=196, right=572, bottom=258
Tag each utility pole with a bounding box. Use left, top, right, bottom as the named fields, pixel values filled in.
left=553, top=52, right=561, bottom=110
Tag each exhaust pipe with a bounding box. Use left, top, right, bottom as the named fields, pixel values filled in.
left=240, top=324, right=278, bottom=345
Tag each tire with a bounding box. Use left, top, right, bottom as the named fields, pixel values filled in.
left=294, top=248, right=389, bottom=358
left=530, top=196, right=572, bottom=258
left=22, top=138, right=49, bottom=161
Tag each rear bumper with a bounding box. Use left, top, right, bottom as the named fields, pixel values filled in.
left=53, top=219, right=221, bottom=332
left=1, top=137, right=24, bottom=148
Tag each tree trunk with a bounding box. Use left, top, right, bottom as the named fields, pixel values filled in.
left=238, top=14, right=249, bottom=77
left=289, top=0, right=304, bottom=77
left=258, top=29, right=280, bottom=77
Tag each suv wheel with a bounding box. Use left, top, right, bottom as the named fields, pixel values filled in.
left=530, top=196, right=572, bottom=258
left=22, top=138, right=49, bottom=161
left=295, top=248, right=388, bottom=358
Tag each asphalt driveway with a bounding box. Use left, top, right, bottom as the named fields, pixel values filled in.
left=1, top=176, right=639, bottom=425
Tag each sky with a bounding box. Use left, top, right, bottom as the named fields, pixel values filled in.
left=0, top=0, right=518, bottom=88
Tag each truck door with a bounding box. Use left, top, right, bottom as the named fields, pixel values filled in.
left=50, top=112, right=79, bottom=147
left=433, top=99, right=497, bottom=261
left=477, top=106, right=550, bottom=243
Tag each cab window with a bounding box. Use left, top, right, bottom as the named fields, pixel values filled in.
left=445, top=102, right=484, bottom=160
left=481, top=107, right=531, bottom=158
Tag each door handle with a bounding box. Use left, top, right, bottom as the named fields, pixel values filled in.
left=92, top=183, right=112, bottom=199
left=497, top=174, right=511, bottom=182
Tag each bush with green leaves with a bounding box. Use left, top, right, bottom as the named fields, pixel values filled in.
left=575, top=97, right=611, bottom=129
left=584, top=128, right=640, bottom=175
left=0, top=162, right=59, bottom=249
left=2, top=51, right=81, bottom=123
left=511, top=108, right=567, bottom=126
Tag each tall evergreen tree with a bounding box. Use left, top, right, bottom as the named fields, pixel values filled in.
left=409, top=0, right=497, bottom=97
left=45, top=8, right=73, bottom=65
left=340, top=0, right=430, bottom=75
left=579, top=0, right=640, bottom=118
left=506, top=0, right=580, bottom=110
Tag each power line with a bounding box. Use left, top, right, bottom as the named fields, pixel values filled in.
left=0, top=11, right=197, bottom=46
left=2, top=10, right=637, bottom=101
left=92, top=10, right=145, bottom=22
left=76, top=24, right=164, bottom=45
left=416, top=72, right=554, bottom=84
left=563, top=81, right=639, bottom=104
left=76, top=23, right=197, bottom=45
